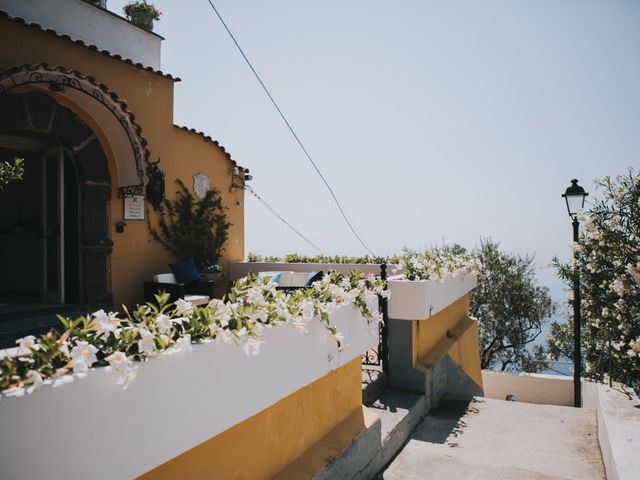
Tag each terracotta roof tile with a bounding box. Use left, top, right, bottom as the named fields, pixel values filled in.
left=173, top=125, right=249, bottom=173
left=0, top=10, right=181, bottom=82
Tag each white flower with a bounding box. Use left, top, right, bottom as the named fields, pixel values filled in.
left=210, top=299, right=231, bottom=327
left=218, top=328, right=233, bottom=343
left=93, top=309, right=121, bottom=334
left=626, top=264, right=640, bottom=285
left=106, top=351, right=137, bottom=387
left=246, top=287, right=267, bottom=306
left=70, top=341, right=98, bottom=373
left=175, top=334, right=193, bottom=353
left=323, top=301, right=339, bottom=315
left=391, top=264, right=404, bottom=274
left=248, top=309, right=268, bottom=324
left=610, top=279, right=625, bottom=297
left=175, top=299, right=194, bottom=316
left=116, top=368, right=137, bottom=388
left=105, top=355, right=137, bottom=388
left=106, top=351, right=130, bottom=370
left=364, top=290, right=378, bottom=312
left=16, top=335, right=40, bottom=352
left=334, top=332, right=345, bottom=343
left=242, top=338, right=262, bottom=355
left=25, top=370, right=43, bottom=394
left=155, top=313, right=174, bottom=334
left=343, top=289, right=358, bottom=304
left=302, top=299, right=315, bottom=320
left=275, top=305, right=292, bottom=323
left=137, top=329, right=156, bottom=355
left=252, top=322, right=265, bottom=336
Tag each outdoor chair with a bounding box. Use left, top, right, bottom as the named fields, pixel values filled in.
left=143, top=273, right=214, bottom=306
left=270, top=271, right=324, bottom=294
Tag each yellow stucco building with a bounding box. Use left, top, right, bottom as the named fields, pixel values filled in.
left=0, top=2, right=246, bottom=318
left=0, top=4, right=485, bottom=479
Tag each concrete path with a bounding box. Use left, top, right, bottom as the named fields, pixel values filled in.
left=379, top=397, right=605, bottom=480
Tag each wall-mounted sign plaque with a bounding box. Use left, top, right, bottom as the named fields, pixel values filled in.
left=124, top=195, right=145, bottom=220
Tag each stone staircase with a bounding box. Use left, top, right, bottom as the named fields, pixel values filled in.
left=378, top=397, right=605, bottom=480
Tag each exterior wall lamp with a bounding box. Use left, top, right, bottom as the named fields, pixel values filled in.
left=230, top=167, right=252, bottom=192
left=561, top=178, right=588, bottom=408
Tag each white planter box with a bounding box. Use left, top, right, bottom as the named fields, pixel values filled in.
left=0, top=303, right=377, bottom=480
left=229, top=262, right=385, bottom=282
left=387, top=274, right=477, bottom=320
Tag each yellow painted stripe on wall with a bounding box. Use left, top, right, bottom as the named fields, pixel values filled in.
left=412, top=294, right=483, bottom=390
left=447, top=319, right=483, bottom=388
left=138, top=358, right=364, bottom=480
left=414, top=295, right=469, bottom=366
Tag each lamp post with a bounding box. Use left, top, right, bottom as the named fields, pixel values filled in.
left=562, top=179, right=588, bottom=408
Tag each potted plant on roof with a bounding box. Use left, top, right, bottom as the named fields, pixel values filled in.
left=123, top=1, right=162, bottom=32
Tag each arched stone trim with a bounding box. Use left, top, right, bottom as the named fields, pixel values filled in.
left=0, top=92, right=113, bottom=306
left=0, top=63, right=149, bottom=192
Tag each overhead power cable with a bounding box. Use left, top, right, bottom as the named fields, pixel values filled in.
left=205, top=0, right=377, bottom=257
left=245, top=184, right=327, bottom=255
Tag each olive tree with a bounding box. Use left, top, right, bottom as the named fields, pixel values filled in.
left=470, top=239, right=555, bottom=371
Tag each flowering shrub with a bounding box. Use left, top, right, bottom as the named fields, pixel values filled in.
left=389, top=247, right=479, bottom=281
left=0, top=271, right=388, bottom=397
left=123, top=1, right=162, bottom=20
left=0, top=157, right=23, bottom=191
left=246, top=248, right=478, bottom=281
left=548, top=170, right=640, bottom=388
left=246, top=253, right=387, bottom=264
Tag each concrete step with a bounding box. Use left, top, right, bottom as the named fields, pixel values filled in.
left=362, top=369, right=387, bottom=405
left=314, top=389, right=426, bottom=480
left=379, top=397, right=605, bottom=480
left=367, top=390, right=425, bottom=467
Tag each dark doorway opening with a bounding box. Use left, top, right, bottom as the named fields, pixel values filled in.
left=0, top=92, right=113, bottom=346
left=0, top=145, right=79, bottom=312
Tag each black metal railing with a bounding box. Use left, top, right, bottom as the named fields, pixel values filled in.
left=362, top=264, right=389, bottom=373
left=273, top=265, right=389, bottom=373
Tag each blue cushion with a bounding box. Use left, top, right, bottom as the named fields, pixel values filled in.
left=258, top=271, right=282, bottom=284
left=304, top=271, right=324, bottom=287
left=169, top=258, right=202, bottom=285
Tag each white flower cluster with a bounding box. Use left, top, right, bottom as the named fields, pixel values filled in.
left=0, top=270, right=389, bottom=398
left=394, top=251, right=478, bottom=282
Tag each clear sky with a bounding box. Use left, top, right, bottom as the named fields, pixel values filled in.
left=109, top=0, right=639, bottom=304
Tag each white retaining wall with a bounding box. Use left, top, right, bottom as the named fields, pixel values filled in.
left=0, top=303, right=377, bottom=480
left=584, top=382, right=640, bottom=480
left=387, top=274, right=477, bottom=320
left=482, top=370, right=574, bottom=406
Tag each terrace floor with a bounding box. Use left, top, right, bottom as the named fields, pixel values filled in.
left=378, top=396, right=605, bottom=479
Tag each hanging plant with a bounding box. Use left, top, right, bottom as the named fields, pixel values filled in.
left=149, top=179, right=230, bottom=271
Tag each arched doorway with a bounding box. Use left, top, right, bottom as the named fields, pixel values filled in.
left=0, top=92, right=112, bottom=314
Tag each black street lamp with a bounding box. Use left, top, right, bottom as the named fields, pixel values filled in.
left=562, top=179, right=588, bottom=407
